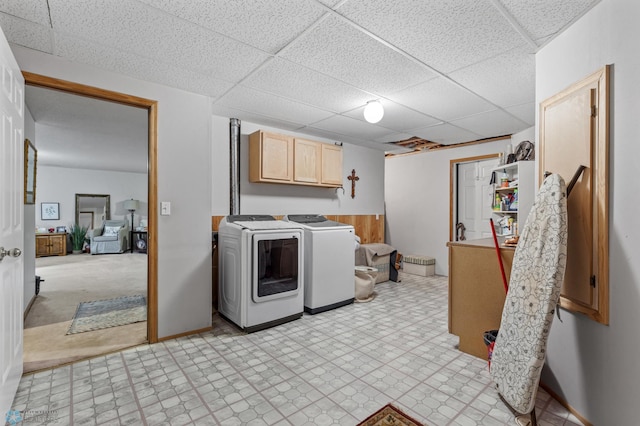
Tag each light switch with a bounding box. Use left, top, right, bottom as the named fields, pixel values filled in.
left=161, top=201, right=171, bottom=216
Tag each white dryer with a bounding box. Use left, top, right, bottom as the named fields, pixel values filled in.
left=218, top=215, right=304, bottom=332
left=284, top=215, right=355, bottom=314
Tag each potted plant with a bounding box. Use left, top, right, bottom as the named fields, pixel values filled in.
left=69, top=223, right=89, bottom=254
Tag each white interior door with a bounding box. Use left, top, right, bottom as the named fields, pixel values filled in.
left=0, top=29, right=25, bottom=418
left=456, top=159, right=498, bottom=240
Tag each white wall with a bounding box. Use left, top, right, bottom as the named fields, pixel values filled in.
left=23, top=107, right=36, bottom=312
left=385, top=138, right=514, bottom=275
left=536, top=1, right=639, bottom=424
left=211, top=118, right=386, bottom=216
left=13, top=46, right=213, bottom=339
left=36, top=165, right=147, bottom=230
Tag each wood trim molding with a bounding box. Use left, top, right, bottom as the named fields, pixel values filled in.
left=539, top=382, right=592, bottom=426
left=157, top=327, right=213, bottom=342
left=449, top=153, right=501, bottom=241
left=23, top=71, right=160, bottom=343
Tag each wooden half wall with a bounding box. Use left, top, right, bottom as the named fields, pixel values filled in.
left=212, top=215, right=385, bottom=244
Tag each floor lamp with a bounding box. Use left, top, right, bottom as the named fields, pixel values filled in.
left=124, top=199, right=139, bottom=250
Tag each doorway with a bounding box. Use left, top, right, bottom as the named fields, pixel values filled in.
left=450, top=154, right=500, bottom=242
left=23, top=72, right=158, bottom=370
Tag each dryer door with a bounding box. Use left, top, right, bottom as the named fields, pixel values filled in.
left=252, top=232, right=301, bottom=302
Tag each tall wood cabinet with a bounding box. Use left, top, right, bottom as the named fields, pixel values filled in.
left=249, top=130, right=343, bottom=188
left=36, top=233, right=67, bottom=257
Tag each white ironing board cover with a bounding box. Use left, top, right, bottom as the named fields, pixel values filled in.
left=490, top=174, right=568, bottom=414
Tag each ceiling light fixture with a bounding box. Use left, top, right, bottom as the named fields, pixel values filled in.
left=363, top=100, right=384, bottom=124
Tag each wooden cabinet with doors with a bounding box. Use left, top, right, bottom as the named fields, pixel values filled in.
left=249, top=130, right=343, bottom=188
left=321, top=143, right=343, bottom=186
left=249, top=131, right=294, bottom=183
left=539, top=65, right=610, bottom=325
left=293, top=138, right=320, bottom=184
left=36, top=233, right=67, bottom=257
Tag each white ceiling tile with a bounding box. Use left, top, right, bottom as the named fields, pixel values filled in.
left=55, top=34, right=235, bottom=98
left=48, top=0, right=269, bottom=82
left=449, top=46, right=535, bottom=108
left=211, top=105, right=303, bottom=132
left=281, top=14, right=436, bottom=95
left=342, top=100, right=442, bottom=132
left=500, top=0, right=599, bottom=41
left=0, top=13, right=52, bottom=53
left=389, top=77, right=496, bottom=121
left=316, top=0, right=343, bottom=8
left=309, top=114, right=395, bottom=141
left=505, top=102, right=535, bottom=126
left=216, top=86, right=335, bottom=125
left=0, top=0, right=595, bottom=152
left=137, top=0, right=327, bottom=53
left=450, top=109, right=529, bottom=138
left=337, top=0, right=524, bottom=73
left=0, top=0, right=50, bottom=25
left=296, top=126, right=389, bottom=150
left=411, top=123, right=482, bottom=144
left=242, top=58, right=372, bottom=112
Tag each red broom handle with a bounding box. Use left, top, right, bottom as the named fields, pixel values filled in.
left=489, top=218, right=509, bottom=293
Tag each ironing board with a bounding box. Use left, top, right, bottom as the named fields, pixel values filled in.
left=490, top=173, right=568, bottom=417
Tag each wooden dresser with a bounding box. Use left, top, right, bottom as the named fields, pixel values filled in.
left=447, top=237, right=515, bottom=359
left=36, top=233, right=67, bottom=257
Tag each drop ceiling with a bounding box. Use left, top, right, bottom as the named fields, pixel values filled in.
left=1, top=0, right=599, bottom=159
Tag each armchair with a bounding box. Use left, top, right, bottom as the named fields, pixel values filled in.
left=90, top=220, right=129, bottom=254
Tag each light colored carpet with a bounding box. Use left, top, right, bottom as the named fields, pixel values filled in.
left=24, top=253, right=148, bottom=373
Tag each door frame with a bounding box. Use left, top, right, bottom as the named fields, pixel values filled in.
left=23, top=71, right=159, bottom=343
left=449, top=153, right=500, bottom=242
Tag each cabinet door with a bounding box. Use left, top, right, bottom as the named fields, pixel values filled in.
left=321, top=144, right=343, bottom=185
left=261, top=132, right=293, bottom=182
left=35, top=236, right=49, bottom=257
left=50, top=234, right=66, bottom=255
left=293, top=138, right=320, bottom=183
left=540, top=66, right=609, bottom=324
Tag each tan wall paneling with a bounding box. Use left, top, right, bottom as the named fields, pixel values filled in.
left=212, top=215, right=385, bottom=244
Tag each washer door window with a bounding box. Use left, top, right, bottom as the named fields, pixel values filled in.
left=252, top=233, right=300, bottom=302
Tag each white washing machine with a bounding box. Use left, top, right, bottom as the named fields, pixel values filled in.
left=218, top=215, right=304, bottom=332
left=284, top=215, right=355, bottom=314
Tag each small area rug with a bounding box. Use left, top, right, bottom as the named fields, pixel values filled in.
left=358, top=404, right=425, bottom=426
left=67, top=295, right=146, bottom=335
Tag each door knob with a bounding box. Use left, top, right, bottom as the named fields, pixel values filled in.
left=0, top=247, right=22, bottom=261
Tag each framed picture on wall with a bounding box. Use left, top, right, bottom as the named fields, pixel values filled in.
left=41, top=202, right=60, bottom=220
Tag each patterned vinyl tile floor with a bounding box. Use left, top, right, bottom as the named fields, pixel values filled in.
left=8, top=272, right=582, bottom=425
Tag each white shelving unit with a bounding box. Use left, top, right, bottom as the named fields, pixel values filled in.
left=489, top=161, right=535, bottom=236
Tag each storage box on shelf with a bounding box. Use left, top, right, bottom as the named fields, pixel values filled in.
left=490, top=161, right=535, bottom=237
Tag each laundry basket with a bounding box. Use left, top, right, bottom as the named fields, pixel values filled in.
left=354, top=266, right=377, bottom=302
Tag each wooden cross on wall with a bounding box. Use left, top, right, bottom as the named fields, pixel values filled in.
left=348, top=169, right=359, bottom=199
